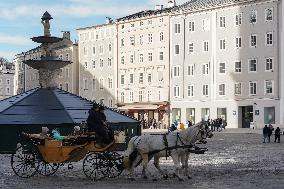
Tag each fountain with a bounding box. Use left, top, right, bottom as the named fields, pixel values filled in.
left=23, top=11, right=72, bottom=88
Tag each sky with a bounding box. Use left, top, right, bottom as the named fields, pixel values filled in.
left=0, top=0, right=188, bottom=62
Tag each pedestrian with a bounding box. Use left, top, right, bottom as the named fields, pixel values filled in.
left=187, top=120, right=192, bottom=128
left=263, top=125, right=269, bottom=143
left=180, top=122, right=185, bottom=130
left=274, top=127, right=281, bottom=143
left=268, top=124, right=274, bottom=143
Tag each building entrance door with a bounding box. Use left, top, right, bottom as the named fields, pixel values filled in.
left=241, top=106, right=253, bottom=128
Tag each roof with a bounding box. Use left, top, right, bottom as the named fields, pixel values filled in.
left=116, top=8, right=173, bottom=22
left=0, top=88, right=139, bottom=125
left=173, top=0, right=260, bottom=13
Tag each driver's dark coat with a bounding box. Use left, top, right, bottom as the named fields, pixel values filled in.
left=87, top=109, right=103, bottom=130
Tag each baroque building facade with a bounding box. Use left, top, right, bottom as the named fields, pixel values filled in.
left=0, top=63, right=15, bottom=100
left=170, top=0, right=283, bottom=128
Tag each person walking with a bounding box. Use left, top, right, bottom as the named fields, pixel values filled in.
left=263, top=125, right=269, bottom=143
left=275, top=127, right=281, bottom=143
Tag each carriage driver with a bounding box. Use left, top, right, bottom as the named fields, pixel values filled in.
left=86, top=103, right=112, bottom=146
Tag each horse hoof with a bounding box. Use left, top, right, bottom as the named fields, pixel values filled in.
left=152, top=178, right=158, bottom=181
left=188, top=176, right=192, bottom=180
left=143, top=176, right=148, bottom=179
left=163, top=175, right=168, bottom=180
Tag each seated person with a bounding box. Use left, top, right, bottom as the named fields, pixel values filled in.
left=86, top=103, right=113, bottom=146
left=73, top=126, right=81, bottom=135
left=52, top=128, right=64, bottom=140
left=40, top=127, right=52, bottom=139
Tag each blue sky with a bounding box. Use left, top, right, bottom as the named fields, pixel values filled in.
left=0, top=0, right=188, bottom=61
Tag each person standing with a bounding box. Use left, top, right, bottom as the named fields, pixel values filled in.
left=268, top=124, right=274, bottom=143
left=263, top=125, right=269, bottom=143
left=275, top=127, right=281, bottom=143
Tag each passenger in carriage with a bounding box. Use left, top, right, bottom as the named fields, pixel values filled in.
left=86, top=103, right=112, bottom=146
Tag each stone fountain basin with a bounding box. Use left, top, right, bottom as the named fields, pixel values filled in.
left=24, top=59, right=72, bottom=70
left=31, top=36, right=63, bottom=44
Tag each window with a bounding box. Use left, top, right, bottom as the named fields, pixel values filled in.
left=6, top=87, right=10, bottom=95
left=108, top=43, right=112, bottom=52
left=147, top=90, right=152, bottom=101
left=219, top=84, right=225, bottom=96
left=236, top=37, right=242, bottom=48
left=99, top=78, right=104, bottom=90
left=202, top=19, right=210, bottom=31
left=235, top=13, right=242, bottom=26
left=250, top=35, right=257, bottom=47
left=92, top=79, right=96, bottom=90
left=175, top=45, right=180, bottom=55
left=92, top=46, right=96, bottom=55
left=147, top=73, right=152, bottom=83
left=84, top=62, right=88, bottom=69
left=203, top=41, right=209, bottom=52
left=174, top=85, right=180, bottom=97
left=139, top=35, right=143, bottom=45
left=220, top=16, right=226, bottom=27
left=250, top=10, right=257, bottom=23
left=189, top=21, right=195, bottom=31
left=175, top=24, right=181, bottom=34
left=266, top=58, right=273, bottom=71
left=148, top=19, right=152, bottom=25
left=66, top=54, right=69, bottom=61
left=220, top=39, right=226, bottom=50
left=219, top=62, right=226, bottom=74
left=100, top=59, right=103, bottom=68
left=108, top=99, right=113, bottom=107
left=265, top=8, right=273, bottom=21
left=189, top=43, right=194, bottom=53
left=159, top=52, right=164, bottom=60
left=188, top=85, right=194, bottom=97
left=131, top=23, right=134, bottom=27
left=160, top=32, right=164, bottom=42
left=148, top=34, right=153, bottom=43
left=202, top=64, right=209, bottom=75
left=139, top=90, right=143, bottom=102
left=83, top=47, right=87, bottom=55
left=121, top=56, right=125, bottom=65
left=139, top=73, right=143, bottom=84
left=121, top=75, right=125, bottom=85
left=65, top=83, right=69, bottom=91
left=129, top=74, right=134, bottom=84
left=107, top=58, right=112, bottom=67
left=249, top=59, right=257, bottom=72
left=99, top=45, right=104, bottom=54
left=129, top=92, right=134, bottom=102
left=84, top=79, right=87, bottom=90
left=264, top=107, right=275, bottom=124
left=235, top=61, right=241, bottom=73
left=121, top=25, right=124, bottom=29
left=130, top=54, right=134, bottom=63
left=92, top=60, right=96, bottom=69
left=59, top=83, right=62, bottom=89
left=139, top=53, right=144, bottom=63
left=148, top=52, right=153, bottom=62
left=7, top=79, right=10, bottom=85
left=121, top=92, right=125, bottom=103
left=188, top=64, right=194, bottom=76
left=130, top=36, right=135, bottom=46
left=65, top=68, right=69, bottom=78
left=108, top=78, right=113, bottom=89
left=249, top=81, right=257, bottom=95
left=140, top=21, right=144, bottom=26
left=158, top=71, right=163, bottom=82
left=234, top=82, right=242, bottom=95
left=265, top=80, right=273, bottom=95
left=173, top=66, right=180, bottom=77
left=266, top=32, right=273, bottom=45
left=158, top=91, right=161, bottom=101
left=203, top=85, right=209, bottom=96
left=159, top=17, right=164, bottom=23
left=121, top=38, right=125, bottom=47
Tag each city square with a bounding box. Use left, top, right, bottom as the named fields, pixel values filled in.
left=0, top=0, right=284, bottom=188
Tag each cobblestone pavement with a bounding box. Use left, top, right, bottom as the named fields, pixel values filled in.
left=1, top=130, right=284, bottom=189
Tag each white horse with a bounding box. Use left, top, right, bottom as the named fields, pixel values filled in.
left=123, top=121, right=213, bottom=181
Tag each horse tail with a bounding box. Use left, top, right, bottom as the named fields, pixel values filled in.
left=123, top=136, right=140, bottom=169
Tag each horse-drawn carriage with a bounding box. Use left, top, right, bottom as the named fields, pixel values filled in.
left=11, top=130, right=126, bottom=181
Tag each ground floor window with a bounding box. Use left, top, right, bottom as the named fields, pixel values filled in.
left=201, top=108, right=210, bottom=121
left=186, top=108, right=195, bottom=124
left=264, top=107, right=275, bottom=124
left=172, top=108, right=181, bottom=123
left=217, top=108, right=227, bottom=120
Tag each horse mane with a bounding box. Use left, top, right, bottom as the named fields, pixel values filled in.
left=179, top=121, right=203, bottom=144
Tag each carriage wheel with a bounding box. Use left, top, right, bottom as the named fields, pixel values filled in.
left=83, top=152, right=109, bottom=181
left=11, top=144, right=38, bottom=178
left=35, top=159, right=59, bottom=176
left=103, top=152, right=124, bottom=178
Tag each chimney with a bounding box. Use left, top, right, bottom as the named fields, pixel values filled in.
left=167, top=0, right=176, bottom=8
left=62, top=31, right=70, bottom=40
left=155, top=5, right=164, bottom=10
left=106, top=17, right=113, bottom=24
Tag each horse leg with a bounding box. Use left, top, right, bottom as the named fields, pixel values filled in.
left=171, top=154, right=184, bottom=181
left=153, top=154, right=168, bottom=180
left=184, top=151, right=192, bottom=179
left=141, top=153, right=150, bottom=179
